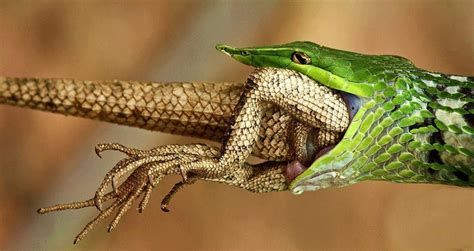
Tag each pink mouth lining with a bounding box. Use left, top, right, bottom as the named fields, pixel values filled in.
left=285, top=145, right=335, bottom=181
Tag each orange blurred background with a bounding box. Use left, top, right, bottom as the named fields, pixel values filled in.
left=0, top=1, right=473, bottom=250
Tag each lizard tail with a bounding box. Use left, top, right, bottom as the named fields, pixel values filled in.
left=0, top=76, right=243, bottom=141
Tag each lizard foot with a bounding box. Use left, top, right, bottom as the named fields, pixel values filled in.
left=92, top=143, right=218, bottom=211
left=37, top=143, right=218, bottom=244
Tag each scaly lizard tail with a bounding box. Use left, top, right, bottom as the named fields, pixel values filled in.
left=0, top=76, right=239, bottom=141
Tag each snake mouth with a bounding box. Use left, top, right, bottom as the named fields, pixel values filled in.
left=285, top=92, right=361, bottom=182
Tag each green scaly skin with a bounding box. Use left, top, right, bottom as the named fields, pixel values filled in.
left=217, top=41, right=473, bottom=194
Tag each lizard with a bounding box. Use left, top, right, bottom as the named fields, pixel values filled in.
left=0, top=41, right=472, bottom=243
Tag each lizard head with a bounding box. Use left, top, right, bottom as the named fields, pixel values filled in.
left=217, top=42, right=421, bottom=194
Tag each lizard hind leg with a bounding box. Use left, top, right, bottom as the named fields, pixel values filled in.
left=42, top=142, right=288, bottom=243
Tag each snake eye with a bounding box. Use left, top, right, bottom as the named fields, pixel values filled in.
left=291, top=52, right=311, bottom=65
left=241, top=51, right=250, bottom=56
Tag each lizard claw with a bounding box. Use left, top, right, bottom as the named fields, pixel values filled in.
left=179, top=167, right=188, bottom=182
left=148, top=173, right=157, bottom=187
left=160, top=203, right=170, bottom=212
left=95, top=146, right=103, bottom=159
left=160, top=177, right=196, bottom=212
left=138, top=182, right=155, bottom=213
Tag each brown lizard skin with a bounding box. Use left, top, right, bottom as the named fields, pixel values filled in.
left=0, top=68, right=349, bottom=243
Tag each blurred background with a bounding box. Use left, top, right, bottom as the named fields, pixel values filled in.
left=0, top=1, right=473, bottom=250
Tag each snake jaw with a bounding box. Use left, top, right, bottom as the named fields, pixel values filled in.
left=288, top=95, right=362, bottom=192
